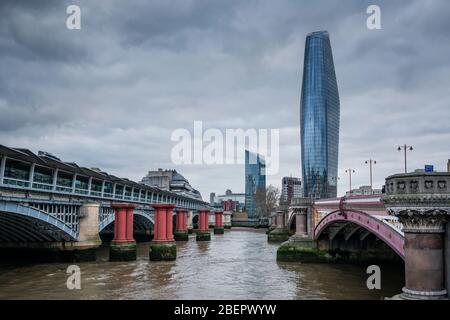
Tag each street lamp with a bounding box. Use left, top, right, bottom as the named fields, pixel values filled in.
left=345, top=169, right=355, bottom=195
left=398, top=145, right=413, bottom=173
left=364, top=159, right=377, bottom=194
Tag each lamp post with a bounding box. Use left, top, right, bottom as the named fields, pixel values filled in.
left=345, top=169, right=355, bottom=195
left=364, top=159, right=377, bottom=194
left=398, top=145, right=413, bottom=173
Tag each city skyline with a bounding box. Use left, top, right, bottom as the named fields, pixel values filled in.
left=1, top=1, right=450, bottom=198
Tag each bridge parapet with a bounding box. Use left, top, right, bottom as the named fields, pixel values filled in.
left=384, top=172, right=450, bottom=300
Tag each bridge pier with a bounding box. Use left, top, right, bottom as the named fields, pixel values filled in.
left=109, top=203, right=137, bottom=261
left=214, top=210, right=224, bottom=234
left=64, top=202, right=103, bottom=261
left=384, top=172, right=450, bottom=300
left=277, top=199, right=317, bottom=261
left=174, top=209, right=188, bottom=241
left=268, top=210, right=289, bottom=242
left=196, top=208, right=211, bottom=241
left=149, top=204, right=176, bottom=261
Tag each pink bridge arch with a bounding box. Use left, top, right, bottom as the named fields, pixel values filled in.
left=314, top=209, right=405, bottom=259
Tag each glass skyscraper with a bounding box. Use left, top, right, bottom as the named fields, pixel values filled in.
left=300, top=31, right=340, bottom=199
left=244, top=150, right=266, bottom=219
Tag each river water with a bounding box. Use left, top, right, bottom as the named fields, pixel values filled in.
left=0, top=229, right=404, bottom=299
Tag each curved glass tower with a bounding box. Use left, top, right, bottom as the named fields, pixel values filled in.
left=300, top=31, right=340, bottom=199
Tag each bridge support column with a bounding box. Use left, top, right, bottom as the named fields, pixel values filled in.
left=149, top=204, right=176, bottom=261
left=396, top=213, right=448, bottom=300
left=214, top=210, right=224, bottom=234
left=277, top=199, right=317, bottom=262
left=110, top=203, right=137, bottom=261
left=295, top=210, right=308, bottom=237
left=174, top=209, right=189, bottom=241
left=196, top=208, right=211, bottom=241
left=383, top=172, right=450, bottom=300
left=268, top=210, right=289, bottom=242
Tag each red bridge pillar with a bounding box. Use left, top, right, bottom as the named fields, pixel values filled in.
left=174, top=209, right=189, bottom=241
left=110, top=203, right=137, bottom=261
left=196, top=208, right=211, bottom=241
left=150, top=204, right=176, bottom=261
left=214, top=210, right=224, bottom=234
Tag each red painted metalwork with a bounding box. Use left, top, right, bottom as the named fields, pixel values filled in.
left=314, top=209, right=405, bottom=259
left=176, top=209, right=187, bottom=232
left=215, top=210, right=223, bottom=227
left=198, top=209, right=209, bottom=231
left=152, top=204, right=176, bottom=242
left=111, top=203, right=137, bottom=242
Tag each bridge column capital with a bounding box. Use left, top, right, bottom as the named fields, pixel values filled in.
left=388, top=209, right=448, bottom=233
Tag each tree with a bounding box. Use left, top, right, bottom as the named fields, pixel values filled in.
left=265, top=185, right=280, bottom=217
left=255, top=184, right=280, bottom=218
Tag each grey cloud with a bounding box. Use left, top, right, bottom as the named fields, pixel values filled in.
left=0, top=0, right=449, bottom=198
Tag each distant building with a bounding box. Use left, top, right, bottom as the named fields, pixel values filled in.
left=141, top=169, right=202, bottom=200
left=346, top=185, right=382, bottom=197
left=209, top=192, right=216, bottom=205
left=210, top=189, right=245, bottom=212
left=245, top=150, right=266, bottom=219
left=447, top=159, right=450, bottom=172
left=281, top=177, right=302, bottom=203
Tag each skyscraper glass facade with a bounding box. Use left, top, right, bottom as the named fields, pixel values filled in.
left=244, top=150, right=266, bottom=219
left=300, top=31, right=340, bottom=199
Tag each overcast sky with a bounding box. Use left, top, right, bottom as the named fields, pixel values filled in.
left=1, top=0, right=449, bottom=199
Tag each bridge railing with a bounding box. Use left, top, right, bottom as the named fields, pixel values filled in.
left=372, top=215, right=404, bottom=235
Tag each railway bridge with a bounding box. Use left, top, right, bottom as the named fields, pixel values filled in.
left=0, top=145, right=227, bottom=262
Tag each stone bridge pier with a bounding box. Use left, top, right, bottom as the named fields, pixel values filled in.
left=268, top=210, right=290, bottom=242
left=384, top=172, right=450, bottom=300
left=277, top=198, right=315, bottom=260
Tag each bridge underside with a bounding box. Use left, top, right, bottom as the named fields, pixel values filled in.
left=0, top=211, right=75, bottom=243
left=316, top=220, right=403, bottom=263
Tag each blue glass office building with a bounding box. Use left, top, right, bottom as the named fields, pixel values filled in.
left=244, top=150, right=266, bottom=219
left=300, top=31, right=340, bottom=199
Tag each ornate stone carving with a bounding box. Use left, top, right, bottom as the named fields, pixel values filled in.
left=424, top=180, right=434, bottom=190
left=397, top=181, right=406, bottom=192
left=387, top=208, right=448, bottom=233
left=437, top=180, right=446, bottom=190
left=410, top=180, right=418, bottom=193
